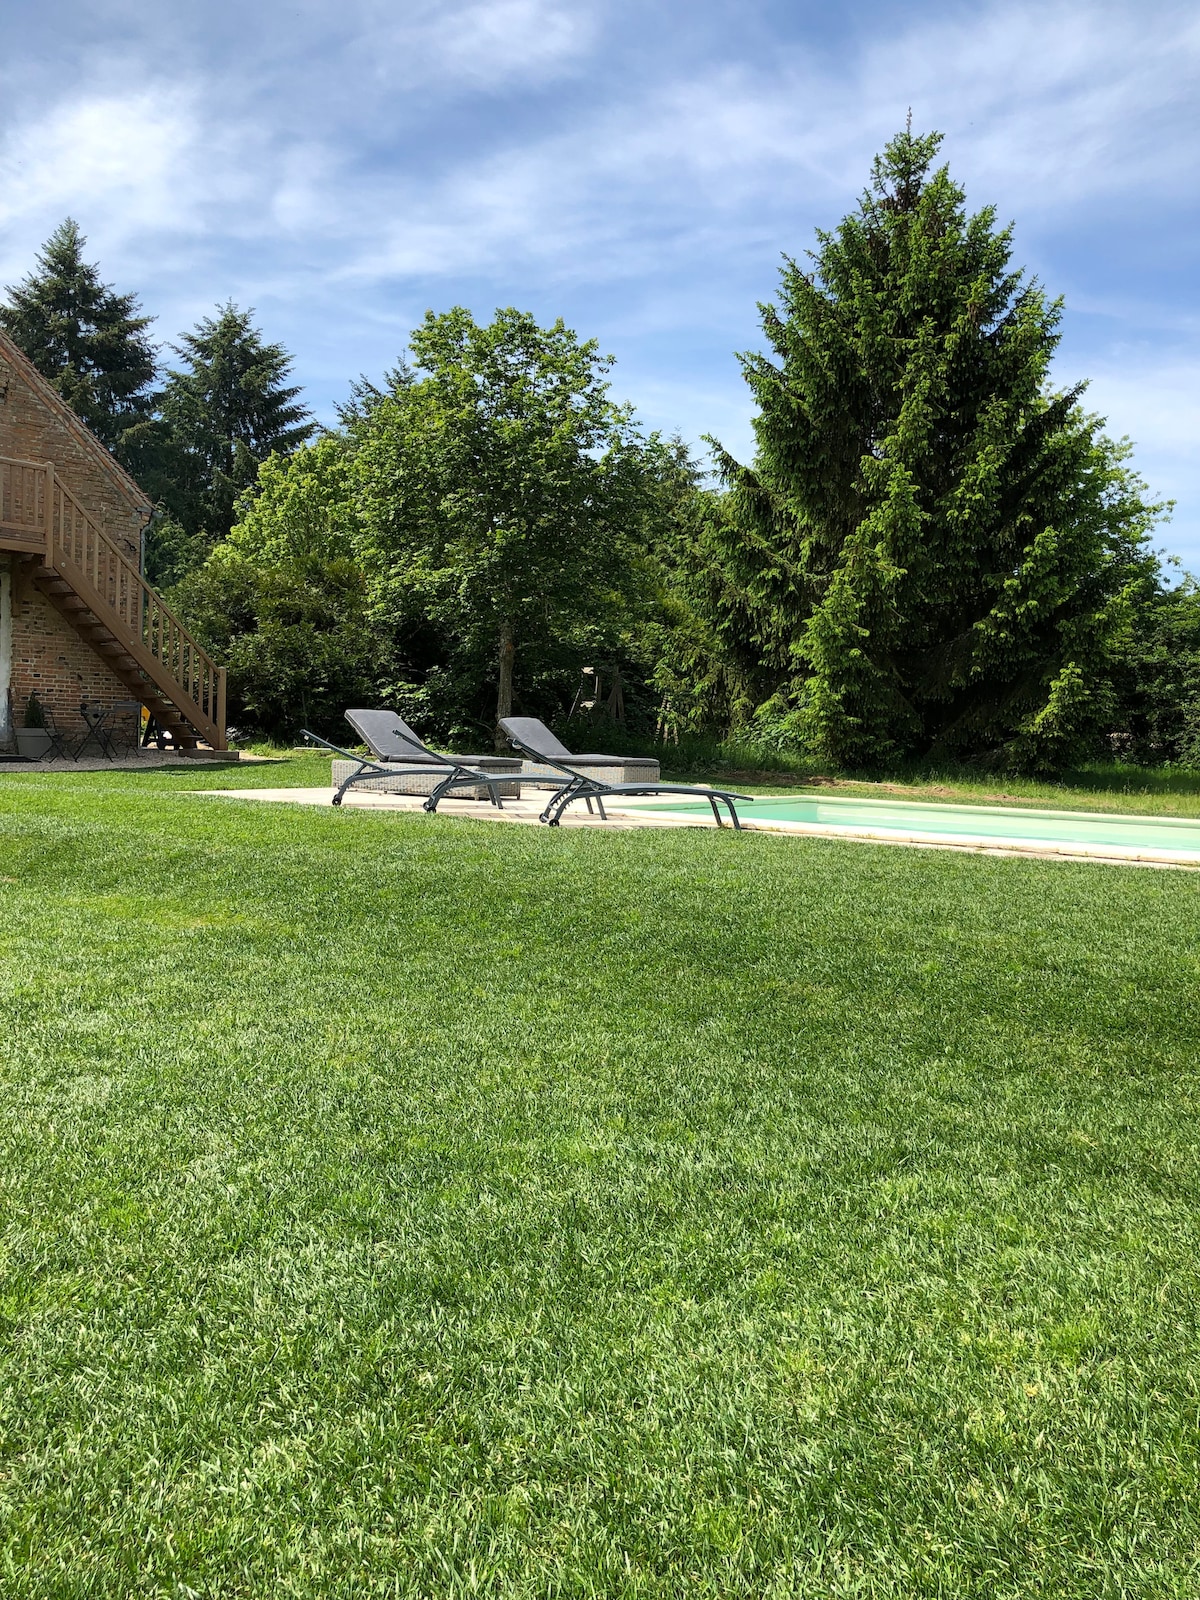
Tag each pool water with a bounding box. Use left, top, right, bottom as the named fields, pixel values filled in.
left=633, top=793, right=1200, bottom=859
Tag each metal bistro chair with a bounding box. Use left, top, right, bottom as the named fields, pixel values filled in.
left=112, top=700, right=145, bottom=757
left=39, top=703, right=73, bottom=763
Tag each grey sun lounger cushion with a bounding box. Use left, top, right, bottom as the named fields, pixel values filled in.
left=498, top=717, right=631, bottom=767
left=549, top=753, right=652, bottom=767
left=344, top=708, right=445, bottom=764
left=498, top=716, right=751, bottom=830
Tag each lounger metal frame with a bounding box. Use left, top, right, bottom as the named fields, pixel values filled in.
left=301, top=728, right=518, bottom=811
left=498, top=718, right=752, bottom=829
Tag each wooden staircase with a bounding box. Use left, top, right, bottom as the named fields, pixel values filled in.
left=1, top=455, right=226, bottom=749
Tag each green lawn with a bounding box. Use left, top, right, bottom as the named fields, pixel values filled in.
left=2, top=763, right=1200, bottom=1596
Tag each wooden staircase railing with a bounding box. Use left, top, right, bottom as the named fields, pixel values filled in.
left=0, top=455, right=49, bottom=550
left=1, top=456, right=226, bottom=749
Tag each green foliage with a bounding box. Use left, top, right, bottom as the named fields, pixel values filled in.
left=0, top=229, right=312, bottom=588
left=710, top=129, right=1164, bottom=771
left=0, top=219, right=157, bottom=452
left=21, top=694, right=44, bottom=731
left=352, top=307, right=664, bottom=744
left=181, top=308, right=673, bottom=747
left=171, top=439, right=385, bottom=740
left=642, top=454, right=771, bottom=740
left=1112, top=576, right=1200, bottom=764
left=140, top=513, right=210, bottom=591
left=136, top=303, right=315, bottom=574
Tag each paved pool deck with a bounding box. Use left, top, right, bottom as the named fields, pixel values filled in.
left=200, top=786, right=1200, bottom=869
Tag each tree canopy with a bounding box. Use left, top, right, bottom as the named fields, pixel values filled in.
left=0, top=219, right=157, bottom=453
left=709, top=127, right=1163, bottom=769
left=176, top=309, right=671, bottom=744
left=3, top=167, right=1185, bottom=770
left=1110, top=575, right=1200, bottom=766
left=352, top=307, right=664, bottom=745
left=153, top=303, right=314, bottom=533
left=171, top=437, right=384, bottom=737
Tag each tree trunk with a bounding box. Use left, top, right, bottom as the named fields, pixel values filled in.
left=495, top=618, right=515, bottom=749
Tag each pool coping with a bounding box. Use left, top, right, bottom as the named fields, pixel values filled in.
left=193, top=787, right=1200, bottom=868
left=620, top=804, right=1200, bottom=867
left=634, top=789, right=1200, bottom=830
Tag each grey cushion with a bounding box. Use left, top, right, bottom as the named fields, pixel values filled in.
left=499, top=717, right=649, bottom=769
left=569, top=754, right=656, bottom=768
left=346, top=708, right=433, bottom=762
left=499, top=717, right=573, bottom=761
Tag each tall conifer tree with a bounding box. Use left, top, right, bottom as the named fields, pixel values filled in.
left=150, top=303, right=315, bottom=544
left=0, top=219, right=157, bottom=451
left=711, top=127, right=1161, bottom=769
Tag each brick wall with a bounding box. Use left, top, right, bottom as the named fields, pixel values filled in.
left=0, top=332, right=151, bottom=743
left=0, top=332, right=148, bottom=561
left=9, top=558, right=130, bottom=735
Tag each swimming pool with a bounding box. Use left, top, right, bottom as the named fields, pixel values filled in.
left=627, top=793, right=1200, bottom=865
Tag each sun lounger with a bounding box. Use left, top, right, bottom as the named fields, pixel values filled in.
left=498, top=717, right=751, bottom=829
left=302, top=710, right=521, bottom=809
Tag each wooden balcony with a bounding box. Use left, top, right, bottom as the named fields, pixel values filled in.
left=0, top=455, right=50, bottom=552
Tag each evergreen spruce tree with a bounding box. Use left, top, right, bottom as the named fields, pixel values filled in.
left=0, top=219, right=157, bottom=451
left=711, top=127, right=1163, bottom=770
left=147, top=303, right=315, bottom=559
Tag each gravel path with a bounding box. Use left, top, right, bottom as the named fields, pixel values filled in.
left=0, top=751, right=245, bottom=773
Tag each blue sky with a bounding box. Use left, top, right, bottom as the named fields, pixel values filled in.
left=2, top=0, right=1198, bottom=562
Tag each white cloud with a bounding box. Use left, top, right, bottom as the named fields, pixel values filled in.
left=319, top=0, right=599, bottom=97
left=0, top=90, right=203, bottom=236
left=0, top=0, right=1195, bottom=553
left=1088, top=362, right=1200, bottom=460
left=417, top=0, right=597, bottom=84
left=885, top=4, right=1200, bottom=210
left=0, top=79, right=275, bottom=295
left=4, top=0, right=1197, bottom=290
left=317, top=0, right=1200, bottom=287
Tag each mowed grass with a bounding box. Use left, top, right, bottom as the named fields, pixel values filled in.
left=2, top=767, right=1200, bottom=1597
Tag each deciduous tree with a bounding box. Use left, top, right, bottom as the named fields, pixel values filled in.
left=354, top=307, right=660, bottom=745
left=171, top=438, right=387, bottom=740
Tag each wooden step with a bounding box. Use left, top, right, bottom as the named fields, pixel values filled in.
left=31, top=550, right=224, bottom=750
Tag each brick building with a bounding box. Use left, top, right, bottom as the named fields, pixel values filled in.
left=0, top=330, right=225, bottom=751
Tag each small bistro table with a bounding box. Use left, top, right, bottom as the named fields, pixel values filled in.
left=75, top=700, right=145, bottom=761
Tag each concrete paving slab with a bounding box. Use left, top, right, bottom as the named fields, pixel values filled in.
left=196, top=785, right=1200, bottom=867
left=198, top=787, right=717, bottom=830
